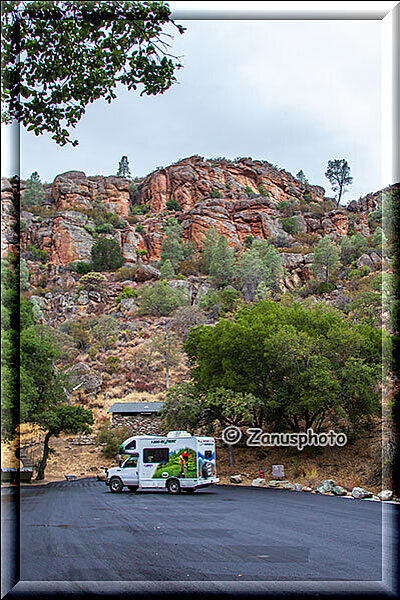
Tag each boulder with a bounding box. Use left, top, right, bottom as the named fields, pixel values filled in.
left=283, top=483, right=293, bottom=489
left=378, top=490, right=393, bottom=501
left=315, top=479, right=336, bottom=494
left=168, top=279, right=193, bottom=300
left=252, top=478, right=265, bottom=487
left=351, top=487, right=373, bottom=499
left=134, top=264, right=160, bottom=282
left=294, top=483, right=303, bottom=491
left=120, top=298, right=138, bottom=312
left=76, top=291, right=90, bottom=305
left=68, top=362, right=102, bottom=393
left=88, top=290, right=102, bottom=302
left=369, top=250, right=382, bottom=265
left=332, top=485, right=347, bottom=496
left=29, top=295, right=49, bottom=310
left=357, top=253, right=373, bottom=270
left=230, top=474, right=242, bottom=484
left=302, top=486, right=312, bottom=492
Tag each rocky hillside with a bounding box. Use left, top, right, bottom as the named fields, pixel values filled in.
left=1, top=156, right=396, bottom=490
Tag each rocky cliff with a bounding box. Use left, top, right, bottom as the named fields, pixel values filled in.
left=2, top=156, right=383, bottom=271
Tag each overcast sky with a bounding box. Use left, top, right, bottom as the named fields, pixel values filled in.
left=2, top=4, right=387, bottom=201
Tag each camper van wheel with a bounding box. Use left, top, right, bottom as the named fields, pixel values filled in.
left=128, top=486, right=138, bottom=492
left=167, top=479, right=181, bottom=494
left=109, top=477, right=123, bottom=493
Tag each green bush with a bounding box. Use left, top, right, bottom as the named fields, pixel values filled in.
left=303, top=193, right=312, bottom=203
left=245, top=235, right=254, bottom=248
left=95, top=223, right=114, bottom=234
left=116, top=287, right=138, bottom=303
left=135, top=224, right=145, bottom=233
left=317, top=281, right=335, bottom=295
left=78, top=272, right=107, bottom=291
left=114, top=265, right=137, bottom=281
left=258, top=185, right=269, bottom=197
left=70, top=261, right=92, bottom=275
left=210, top=189, right=222, bottom=199
left=138, top=280, right=189, bottom=316
left=91, top=238, right=124, bottom=272
left=96, top=424, right=133, bottom=458
left=28, top=245, right=48, bottom=263
left=276, top=200, right=293, bottom=215
left=245, top=185, right=254, bottom=196
left=280, top=217, right=298, bottom=235
left=130, top=204, right=150, bottom=215
left=105, top=356, right=121, bottom=374
left=166, top=199, right=183, bottom=211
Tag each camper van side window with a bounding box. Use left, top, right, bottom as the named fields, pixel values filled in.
left=125, top=440, right=136, bottom=450
left=143, top=448, right=169, bottom=464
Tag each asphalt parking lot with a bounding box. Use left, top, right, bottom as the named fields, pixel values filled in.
left=2, top=479, right=398, bottom=597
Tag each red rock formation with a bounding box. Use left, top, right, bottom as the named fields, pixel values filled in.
left=53, top=171, right=130, bottom=218
left=138, top=156, right=325, bottom=213
left=2, top=161, right=394, bottom=266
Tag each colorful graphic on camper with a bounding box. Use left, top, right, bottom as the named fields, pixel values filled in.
left=152, top=448, right=197, bottom=479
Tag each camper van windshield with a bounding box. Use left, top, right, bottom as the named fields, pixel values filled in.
left=143, top=448, right=169, bottom=464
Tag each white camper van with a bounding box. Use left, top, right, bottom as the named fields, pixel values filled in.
left=105, top=431, right=219, bottom=494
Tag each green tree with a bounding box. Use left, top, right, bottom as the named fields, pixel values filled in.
left=19, top=259, right=30, bottom=291
left=325, top=159, right=353, bottom=207
left=162, top=381, right=202, bottom=433
left=2, top=1, right=185, bottom=146
left=200, top=226, right=219, bottom=273
left=296, top=170, right=308, bottom=184
left=151, top=330, right=181, bottom=390
left=234, top=241, right=283, bottom=301
left=91, top=237, right=124, bottom=271
left=312, top=236, right=341, bottom=283
left=138, top=280, right=189, bottom=316
left=185, top=300, right=383, bottom=434
left=117, top=156, right=132, bottom=178
left=169, top=305, right=208, bottom=341
left=91, top=316, right=120, bottom=352
left=23, top=171, right=45, bottom=207
left=96, top=423, right=133, bottom=458
left=209, top=235, right=234, bottom=288
left=160, top=259, right=175, bottom=280
left=19, top=322, right=94, bottom=479
left=35, top=405, right=93, bottom=480
left=160, top=218, right=184, bottom=269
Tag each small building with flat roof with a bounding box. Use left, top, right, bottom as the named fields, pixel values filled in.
left=107, top=401, right=165, bottom=435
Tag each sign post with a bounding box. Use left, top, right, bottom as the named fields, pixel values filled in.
left=272, top=464, right=284, bottom=480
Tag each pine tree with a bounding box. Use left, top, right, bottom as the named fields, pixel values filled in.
left=201, top=226, right=219, bottom=273
left=160, top=259, right=175, bottom=280
left=116, top=156, right=132, bottom=179
left=325, top=159, right=353, bottom=207
left=209, top=235, right=234, bottom=288
left=161, top=218, right=184, bottom=269
left=312, top=236, right=341, bottom=283
left=296, top=170, right=308, bottom=184
left=23, top=171, right=45, bottom=207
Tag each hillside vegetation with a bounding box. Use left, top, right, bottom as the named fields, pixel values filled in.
left=1, top=157, right=398, bottom=491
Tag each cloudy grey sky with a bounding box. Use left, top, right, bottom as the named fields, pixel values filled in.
left=3, top=5, right=387, bottom=201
